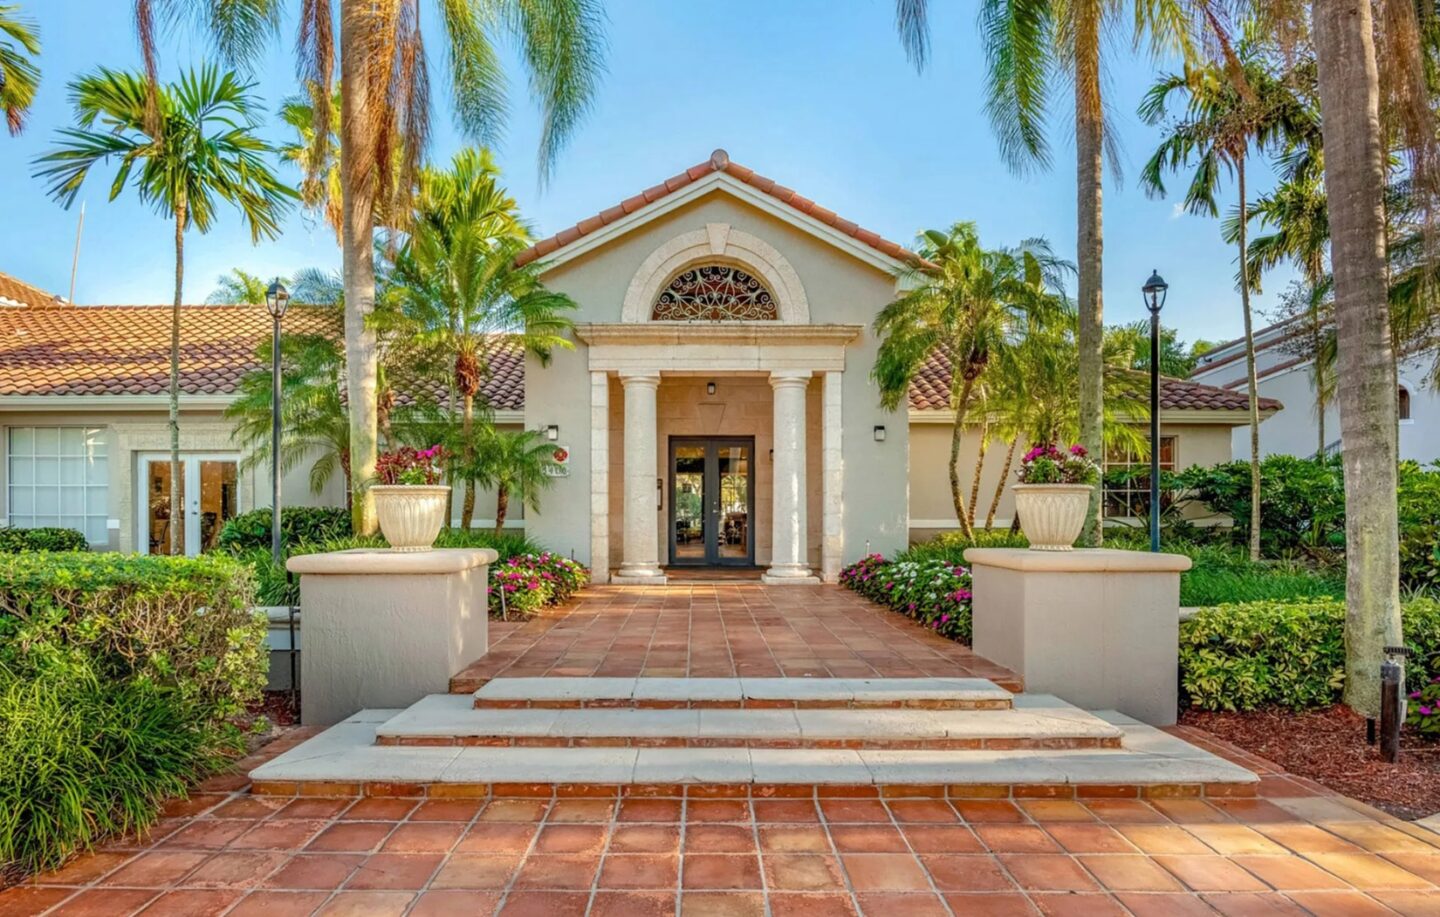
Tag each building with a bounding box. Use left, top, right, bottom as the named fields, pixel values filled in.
left=1191, top=315, right=1437, bottom=462
left=0, top=151, right=1274, bottom=576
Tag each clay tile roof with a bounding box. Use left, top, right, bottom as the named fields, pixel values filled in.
left=906, top=353, right=1283, bottom=414
left=0, top=271, right=65, bottom=309
left=515, top=148, right=928, bottom=269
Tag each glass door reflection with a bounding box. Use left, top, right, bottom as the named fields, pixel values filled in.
left=668, top=438, right=754, bottom=567
left=141, top=455, right=240, bottom=556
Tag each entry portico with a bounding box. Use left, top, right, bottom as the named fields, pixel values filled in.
left=520, top=149, right=917, bottom=583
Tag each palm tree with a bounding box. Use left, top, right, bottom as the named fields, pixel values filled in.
left=135, top=0, right=607, bottom=536
left=208, top=267, right=346, bottom=306
left=894, top=0, right=1206, bottom=545
left=382, top=149, right=575, bottom=528
left=1139, top=54, right=1316, bottom=559
left=0, top=3, right=39, bottom=134
left=207, top=268, right=270, bottom=304
left=226, top=333, right=352, bottom=502
left=34, top=65, right=294, bottom=555
left=1309, top=0, right=1406, bottom=715
left=471, top=428, right=560, bottom=536
left=278, top=86, right=343, bottom=241
left=872, top=222, right=1068, bottom=538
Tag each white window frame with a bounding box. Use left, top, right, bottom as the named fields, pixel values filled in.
left=134, top=452, right=242, bottom=556
left=6, top=425, right=110, bottom=545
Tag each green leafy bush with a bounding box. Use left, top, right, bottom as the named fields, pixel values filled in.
left=215, top=506, right=352, bottom=553
left=491, top=552, right=591, bottom=617
left=1178, top=454, right=1346, bottom=553
left=899, top=529, right=1029, bottom=564
left=1398, top=462, right=1440, bottom=589
left=840, top=554, right=973, bottom=642
left=0, top=553, right=266, bottom=877
left=0, top=527, right=89, bottom=553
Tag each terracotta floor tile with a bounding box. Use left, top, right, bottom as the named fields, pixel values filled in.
left=939, top=892, right=1037, bottom=916
left=886, top=801, right=960, bottom=824
left=136, top=888, right=240, bottom=916
left=1115, top=825, right=1212, bottom=855
left=759, top=825, right=831, bottom=854
left=409, top=799, right=484, bottom=822
left=920, top=854, right=1015, bottom=892
left=1283, top=890, right=1398, bottom=916
left=232, top=819, right=329, bottom=851
left=1042, top=824, right=1135, bottom=855
left=277, top=798, right=352, bottom=820
left=307, top=823, right=395, bottom=854
left=1370, top=889, right=1440, bottom=916
left=840, top=853, right=931, bottom=892
left=100, top=851, right=210, bottom=888
left=314, top=890, right=415, bottom=916
left=687, top=801, right=750, bottom=823
left=1231, top=854, right=1351, bottom=891
left=1189, top=824, right=1288, bottom=856
left=954, top=801, right=1025, bottom=824
left=31, top=852, right=132, bottom=886
left=1026, top=892, right=1128, bottom=916
left=546, top=799, right=617, bottom=823
left=590, top=890, right=675, bottom=917
left=477, top=799, right=550, bottom=823
left=829, top=824, right=908, bottom=853
left=975, top=825, right=1063, bottom=854
left=512, top=854, right=602, bottom=890
left=0, top=887, right=74, bottom=917
left=1150, top=799, right=1231, bottom=825
left=997, top=854, right=1098, bottom=893
left=610, top=824, right=682, bottom=854
left=852, top=892, right=951, bottom=916
left=597, top=853, right=679, bottom=889
left=682, top=854, right=764, bottom=890
left=49, top=888, right=157, bottom=916
left=1304, top=853, right=1435, bottom=890
left=1017, top=801, right=1094, bottom=823
left=769, top=892, right=859, bottom=916
left=344, top=853, right=443, bottom=890
left=1153, top=855, right=1270, bottom=893
left=680, top=891, right=766, bottom=916
left=685, top=824, right=758, bottom=854
left=378, top=821, right=464, bottom=853
left=535, top=824, right=609, bottom=855
left=407, top=890, right=503, bottom=916
left=1384, top=853, right=1440, bottom=887
left=1202, top=891, right=1309, bottom=915
left=1114, top=892, right=1215, bottom=916
left=428, top=854, right=523, bottom=889
left=753, top=800, right=821, bottom=824
left=226, top=890, right=332, bottom=917
left=211, top=797, right=287, bottom=820
left=820, top=800, right=892, bottom=824
left=762, top=854, right=845, bottom=892
left=340, top=798, right=416, bottom=822
left=1078, top=854, right=1183, bottom=892
left=159, top=795, right=227, bottom=818
left=262, top=853, right=366, bottom=890
left=1254, top=824, right=1364, bottom=856
left=455, top=822, right=538, bottom=855
left=1081, top=800, right=1167, bottom=824
left=157, top=819, right=252, bottom=850
left=181, top=851, right=288, bottom=888
left=619, top=799, right=684, bottom=823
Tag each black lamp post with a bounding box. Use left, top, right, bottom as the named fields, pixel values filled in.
left=1142, top=270, right=1169, bottom=553
left=264, top=280, right=290, bottom=568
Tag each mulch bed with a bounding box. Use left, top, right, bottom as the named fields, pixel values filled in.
left=252, top=690, right=301, bottom=727
left=1183, top=705, right=1440, bottom=820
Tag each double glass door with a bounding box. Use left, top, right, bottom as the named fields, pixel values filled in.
left=669, top=438, right=754, bottom=566
left=139, top=454, right=239, bottom=555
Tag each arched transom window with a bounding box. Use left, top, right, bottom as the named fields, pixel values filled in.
left=651, top=264, right=779, bottom=321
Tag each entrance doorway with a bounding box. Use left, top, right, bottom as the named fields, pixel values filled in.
left=137, top=454, right=239, bottom=556
left=668, top=437, right=754, bottom=567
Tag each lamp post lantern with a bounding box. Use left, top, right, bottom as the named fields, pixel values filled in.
left=264, top=280, right=290, bottom=568
left=1142, top=270, right=1168, bottom=553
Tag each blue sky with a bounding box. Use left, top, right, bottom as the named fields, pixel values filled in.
left=2, top=0, right=1296, bottom=346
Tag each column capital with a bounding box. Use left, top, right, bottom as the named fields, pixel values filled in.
left=769, top=369, right=812, bottom=389
left=618, top=371, right=662, bottom=389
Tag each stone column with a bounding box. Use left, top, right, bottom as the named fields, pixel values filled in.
left=821, top=370, right=844, bottom=583
left=589, top=371, right=610, bottom=584
left=765, top=370, right=819, bottom=584
left=617, top=372, right=665, bottom=582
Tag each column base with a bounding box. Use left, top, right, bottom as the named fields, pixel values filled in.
left=762, top=565, right=821, bottom=585
left=613, top=565, right=668, bottom=585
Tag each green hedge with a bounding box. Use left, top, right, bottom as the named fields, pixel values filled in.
left=215, top=506, right=352, bottom=553
left=1179, top=597, right=1440, bottom=711
left=0, top=527, right=88, bottom=553
left=0, top=553, right=267, bottom=877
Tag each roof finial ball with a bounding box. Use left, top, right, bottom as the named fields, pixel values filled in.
left=709, top=149, right=730, bottom=170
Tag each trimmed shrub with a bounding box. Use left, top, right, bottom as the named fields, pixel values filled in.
left=1398, top=462, right=1440, bottom=589
left=215, top=506, right=352, bottom=553
left=840, top=554, right=973, bottom=643
left=0, top=527, right=88, bottom=553
left=0, top=553, right=266, bottom=877
left=492, top=552, right=591, bottom=617
left=1178, top=455, right=1345, bottom=553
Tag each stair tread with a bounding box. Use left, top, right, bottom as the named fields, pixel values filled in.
left=382, top=693, right=1118, bottom=740
left=472, top=676, right=1013, bottom=706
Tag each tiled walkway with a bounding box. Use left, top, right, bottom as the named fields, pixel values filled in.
left=454, top=585, right=1021, bottom=693
left=7, top=728, right=1440, bottom=916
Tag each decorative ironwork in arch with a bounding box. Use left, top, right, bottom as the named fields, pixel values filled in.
left=651, top=264, right=779, bottom=321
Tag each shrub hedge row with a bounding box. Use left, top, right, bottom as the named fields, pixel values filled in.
left=0, top=527, right=88, bottom=553
left=840, top=554, right=974, bottom=643
left=0, top=553, right=267, bottom=878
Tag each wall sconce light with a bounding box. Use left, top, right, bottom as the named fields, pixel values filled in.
left=874, top=425, right=887, bottom=442
left=545, top=424, right=559, bottom=442
left=706, top=381, right=716, bottom=395
left=768, top=448, right=774, bottom=461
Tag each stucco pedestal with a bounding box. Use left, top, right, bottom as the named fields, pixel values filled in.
left=287, top=547, right=498, bottom=726
left=964, top=548, right=1192, bottom=726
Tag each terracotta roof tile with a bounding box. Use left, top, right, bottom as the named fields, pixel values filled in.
left=0, top=271, right=65, bottom=309
left=515, top=149, right=927, bottom=268
left=906, top=352, right=1282, bottom=414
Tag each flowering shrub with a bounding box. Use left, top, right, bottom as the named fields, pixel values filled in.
left=1407, top=677, right=1440, bottom=736
left=376, top=445, right=448, bottom=485
left=1017, top=443, right=1100, bottom=486
left=491, top=552, right=590, bottom=617
left=839, top=554, right=973, bottom=643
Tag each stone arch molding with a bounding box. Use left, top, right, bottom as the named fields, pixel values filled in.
left=621, top=223, right=810, bottom=323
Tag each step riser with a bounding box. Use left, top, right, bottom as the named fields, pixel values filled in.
left=375, top=735, right=1123, bottom=751
left=474, top=698, right=1014, bottom=711
left=250, top=780, right=1254, bottom=800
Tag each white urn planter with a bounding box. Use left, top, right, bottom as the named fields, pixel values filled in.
left=1013, top=483, right=1093, bottom=551
left=372, top=485, right=451, bottom=552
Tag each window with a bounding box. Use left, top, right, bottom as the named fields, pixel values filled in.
left=7, top=427, right=109, bottom=543
left=652, top=264, right=779, bottom=321
left=1103, top=436, right=1176, bottom=519
left=1399, top=386, right=1413, bottom=421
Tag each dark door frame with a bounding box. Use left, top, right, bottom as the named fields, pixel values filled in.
left=667, top=436, right=756, bottom=567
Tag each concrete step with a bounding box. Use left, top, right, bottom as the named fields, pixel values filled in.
left=376, top=694, right=1121, bottom=751
left=248, top=708, right=1258, bottom=799
left=471, top=677, right=1014, bottom=711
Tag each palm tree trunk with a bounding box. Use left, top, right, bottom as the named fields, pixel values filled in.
left=1237, top=159, right=1263, bottom=562
left=986, top=435, right=1020, bottom=531
left=967, top=418, right=990, bottom=528
left=948, top=376, right=976, bottom=540
left=168, top=204, right=186, bottom=556
left=461, top=392, right=476, bottom=530
left=1312, top=315, right=1327, bottom=456
left=1313, top=0, right=1402, bottom=717
left=339, top=0, right=380, bottom=536
left=494, top=485, right=508, bottom=538
left=1074, top=8, right=1105, bottom=547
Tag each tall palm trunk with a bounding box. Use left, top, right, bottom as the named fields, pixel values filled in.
left=948, top=375, right=977, bottom=540
left=1313, top=0, right=1402, bottom=717
left=1074, top=8, right=1105, bottom=546
left=986, top=435, right=1021, bottom=531
left=1236, top=159, right=1262, bottom=561
left=461, top=392, right=476, bottom=530
left=494, top=484, right=509, bottom=537
left=1313, top=318, right=1327, bottom=456
left=168, top=203, right=186, bottom=556
left=967, top=418, right=991, bottom=527
left=339, top=1, right=379, bottom=536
